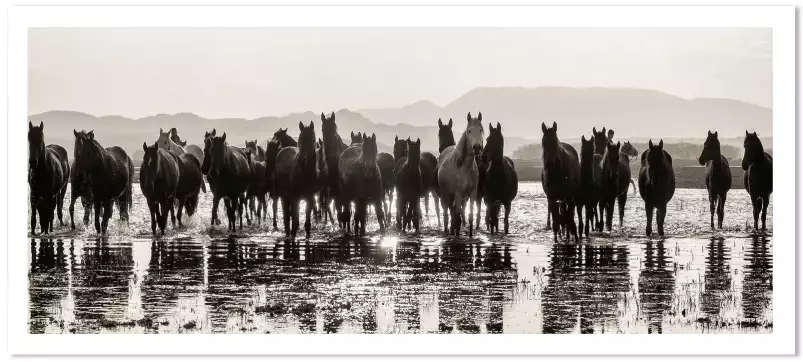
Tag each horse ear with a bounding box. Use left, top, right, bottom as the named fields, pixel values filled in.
left=708, top=130, right=713, bottom=136
left=745, top=130, right=749, bottom=137
left=395, top=135, right=398, bottom=142
left=658, top=139, right=663, bottom=149
left=212, top=129, right=216, bottom=136
left=496, top=122, right=501, bottom=131
left=160, top=128, right=163, bottom=134
left=309, top=121, right=314, bottom=129
left=448, top=119, right=453, bottom=128
left=593, top=127, right=597, bottom=134
left=478, top=112, right=482, bottom=122
left=552, top=121, right=557, bottom=132
left=351, top=131, right=355, bottom=138
left=416, top=138, right=421, bottom=145
left=438, top=118, right=443, bottom=127
left=39, top=121, right=43, bottom=130
left=581, top=135, right=586, bottom=142
left=299, top=121, right=305, bottom=132
left=221, top=132, right=227, bottom=142
left=489, top=122, right=493, bottom=131
left=321, top=113, right=326, bottom=122
left=714, top=131, right=718, bottom=137
left=371, top=133, right=376, bottom=142
left=616, top=141, right=621, bottom=149
left=330, top=112, right=335, bottom=122
left=88, top=130, right=94, bottom=140
left=143, top=142, right=148, bottom=152
left=649, top=139, right=654, bottom=148
left=73, top=129, right=78, bottom=137
left=542, top=122, right=548, bottom=133
left=467, top=112, right=472, bottom=122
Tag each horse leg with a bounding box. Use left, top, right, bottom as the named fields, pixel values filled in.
left=157, top=200, right=169, bottom=235
left=147, top=201, right=157, bottom=235
left=549, top=201, right=559, bottom=242
left=605, top=198, right=614, bottom=232
left=750, top=195, right=760, bottom=232
left=440, top=196, right=450, bottom=234
left=375, top=198, right=386, bottom=235
left=468, top=193, right=476, bottom=238
left=68, top=194, right=77, bottom=231
left=291, top=198, right=300, bottom=238
left=169, top=199, right=176, bottom=228
left=57, top=188, right=65, bottom=226
left=102, top=199, right=113, bottom=234
left=644, top=202, right=653, bottom=237
left=503, top=201, right=511, bottom=235
left=414, top=197, right=421, bottom=233
left=93, top=199, right=103, bottom=234
left=708, top=191, right=716, bottom=229
left=569, top=203, right=579, bottom=242
left=211, top=195, right=220, bottom=227
left=761, top=196, right=768, bottom=231
left=617, top=194, right=627, bottom=228
left=716, top=193, right=726, bottom=230
left=272, top=196, right=279, bottom=230
left=396, top=194, right=404, bottom=231
left=177, top=199, right=185, bottom=228
left=280, top=198, right=291, bottom=236
left=657, top=205, right=666, bottom=237
left=576, top=205, right=583, bottom=241
left=304, top=196, right=314, bottom=239
left=82, top=196, right=92, bottom=227
left=30, top=196, right=37, bottom=235
left=433, top=194, right=441, bottom=227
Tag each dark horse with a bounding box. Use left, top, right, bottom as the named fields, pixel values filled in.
left=598, top=140, right=633, bottom=231
left=377, top=151, right=396, bottom=226
left=173, top=152, right=206, bottom=228
left=264, top=129, right=299, bottom=229
left=74, top=130, right=133, bottom=234
left=541, top=121, right=580, bottom=242
left=433, top=118, right=455, bottom=226
left=139, top=142, right=180, bottom=235
left=274, top=121, right=321, bottom=238
left=481, top=122, right=518, bottom=234
left=638, top=139, right=676, bottom=237
left=577, top=135, right=598, bottom=238
left=396, top=138, right=423, bottom=233
left=742, top=131, right=772, bottom=232
left=321, top=112, right=350, bottom=229
left=340, top=133, right=386, bottom=236
left=698, top=131, right=732, bottom=229
left=28, top=121, right=69, bottom=234
left=202, top=129, right=223, bottom=226
left=245, top=139, right=267, bottom=162
left=206, top=132, right=252, bottom=232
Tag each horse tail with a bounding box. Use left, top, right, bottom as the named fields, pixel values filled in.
left=201, top=179, right=207, bottom=193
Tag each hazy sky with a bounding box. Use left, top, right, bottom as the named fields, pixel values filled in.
left=29, top=27, right=772, bottom=119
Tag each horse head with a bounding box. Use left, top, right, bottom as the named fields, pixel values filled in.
left=464, top=112, right=485, bottom=157
left=438, top=118, right=455, bottom=153
left=592, top=127, right=609, bottom=155
left=72, top=129, right=93, bottom=179
left=350, top=131, right=364, bottom=145
left=297, top=121, right=316, bottom=166
left=621, top=141, right=639, bottom=159
left=699, top=130, right=721, bottom=166
left=245, top=139, right=259, bottom=157
left=604, top=141, right=622, bottom=172
left=541, top=121, right=561, bottom=165
left=646, top=139, right=666, bottom=183
left=484, top=122, right=504, bottom=164
left=201, top=128, right=216, bottom=175
left=141, top=141, right=161, bottom=190
left=580, top=135, right=595, bottom=164
left=273, top=127, right=297, bottom=147
left=28, top=121, right=45, bottom=171
left=207, top=132, right=227, bottom=179
left=742, top=130, right=765, bottom=170
left=393, top=135, right=408, bottom=161
left=407, top=138, right=421, bottom=165
left=361, top=133, right=379, bottom=173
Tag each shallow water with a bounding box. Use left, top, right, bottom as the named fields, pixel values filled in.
left=28, top=182, right=772, bottom=334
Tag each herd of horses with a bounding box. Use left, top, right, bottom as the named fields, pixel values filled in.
left=28, top=114, right=773, bottom=241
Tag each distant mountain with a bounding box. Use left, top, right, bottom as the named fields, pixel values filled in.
left=357, top=86, right=772, bottom=139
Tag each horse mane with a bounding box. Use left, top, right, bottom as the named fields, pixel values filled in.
left=451, top=129, right=472, bottom=166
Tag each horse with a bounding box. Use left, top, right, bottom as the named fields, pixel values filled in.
left=245, top=139, right=267, bottom=162
left=201, top=129, right=223, bottom=226
left=274, top=121, right=321, bottom=238
left=169, top=127, right=188, bottom=147
left=396, top=138, right=423, bottom=233
left=339, top=133, right=386, bottom=237
left=245, top=152, right=270, bottom=226
left=420, top=150, right=440, bottom=226
left=437, top=113, right=484, bottom=237
left=638, top=139, right=676, bottom=237
left=621, top=141, right=639, bottom=194
left=377, top=151, right=396, bottom=227
left=698, top=131, right=732, bottom=230
left=68, top=156, right=93, bottom=231
left=28, top=121, right=69, bottom=234
left=481, top=122, right=518, bottom=234
left=206, top=132, right=252, bottom=232
left=139, top=142, right=180, bottom=235
left=598, top=140, right=633, bottom=231
left=578, top=135, right=598, bottom=238
left=73, top=130, right=133, bottom=234
left=350, top=132, right=364, bottom=145
left=265, top=131, right=300, bottom=229
left=320, top=112, right=350, bottom=229
left=314, top=138, right=335, bottom=225
left=156, top=130, right=207, bottom=194
left=273, top=127, right=298, bottom=147
left=172, top=152, right=206, bottom=228
left=541, top=121, right=581, bottom=242
left=742, top=131, right=772, bottom=232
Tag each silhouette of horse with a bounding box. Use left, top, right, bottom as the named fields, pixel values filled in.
left=245, top=152, right=269, bottom=226
left=541, top=121, right=580, bottom=241
left=638, top=139, right=675, bottom=237
left=264, top=131, right=300, bottom=229
left=321, top=112, right=350, bottom=229
left=201, top=129, right=223, bottom=226
left=742, top=131, right=772, bottom=232
left=698, top=131, right=732, bottom=229
left=169, top=127, right=188, bottom=147
left=481, top=122, right=518, bottom=234
left=274, top=121, right=322, bottom=238
left=206, top=132, right=252, bottom=232
left=73, top=130, right=134, bottom=234
left=139, top=142, right=180, bottom=235
left=437, top=113, right=484, bottom=237
left=340, top=133, right=386, bottom=236
left=156, top=130, right=206, bottom=194
left=245, top=139, right=266, bottom=162
left=598, top=140, right=633, bottom=231
left=28, top=121, right=69, bottom=234
left=420, top=149, right=440, bottom=225
left=314, top=138, right=335, bottom=225
left=577, top=135, right=598, bottom=238
left=377, top=151, right=395, bottom=227
left=172, top=152, right=206, bottom=227
left=68, top=154, right=93, bottom=230
left=438, top=118, right=456, bottom=153
left=396, top=138, right=423, bottom=232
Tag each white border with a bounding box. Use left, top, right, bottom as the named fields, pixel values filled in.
left=6, top=5, right=795, bottom=356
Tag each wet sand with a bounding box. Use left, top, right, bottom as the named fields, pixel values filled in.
left=28, top=182, right=772, bottom=334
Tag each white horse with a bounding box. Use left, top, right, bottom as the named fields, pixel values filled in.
left=437, top=112, right=484, bottom=237
left=156, top=128, right=185, bottom=155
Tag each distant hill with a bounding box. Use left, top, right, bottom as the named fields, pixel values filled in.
left=28, top=109, right=533, bottom=160
left=357, top=86, right=772, bottom=139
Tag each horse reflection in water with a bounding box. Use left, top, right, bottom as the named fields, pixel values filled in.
left=638, top=241, right=674, bottom=334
